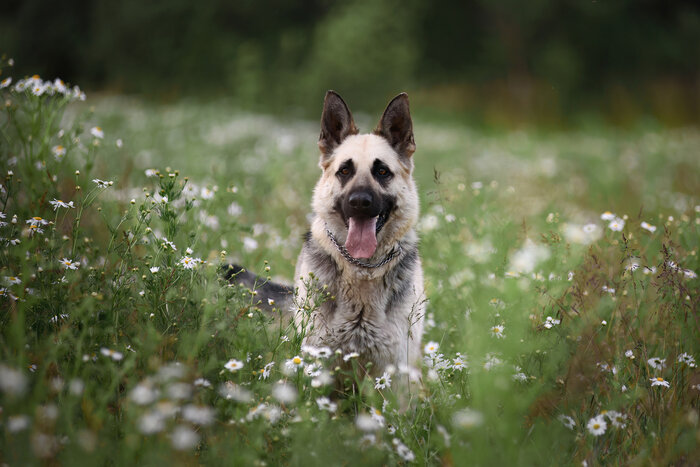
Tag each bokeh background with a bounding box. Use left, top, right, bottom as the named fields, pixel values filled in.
left=3, top=0, right=700, bottom=127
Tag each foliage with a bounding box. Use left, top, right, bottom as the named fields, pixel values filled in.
left=0, top=63, right=699, bottom=465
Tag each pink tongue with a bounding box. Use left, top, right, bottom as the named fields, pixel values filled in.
left=345, top=217, right=378, bottom=259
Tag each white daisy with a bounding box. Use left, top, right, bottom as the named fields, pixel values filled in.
left=59, top=258, right=80, bottom=270
left=100, top=347, right=123, bottom=361
left=90, top=126, right=104, bottom=139
left=490, top=324, right=505, bottom=339
left=224, top=359, right=244, bottom=372
left=586, top=415, right=607, bottom=436
left=647, top=357, right=666, bottom=370
left=640, top=221, right=656, bottom=233
left=374, top=371, right=392, bottom=390
left=650, top=377, right=670, bottom=388
left=558, top=414, right=576, bottom=430
left=49, top=199, right=74, bottom=210
left=316, top=396, right=337, bottom=412
left=677, top=352, right=696, bottom=367
left=424, top=341, right=440, bottom=355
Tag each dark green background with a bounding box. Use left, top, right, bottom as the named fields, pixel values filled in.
left=2, top=0, right=699, bottom=126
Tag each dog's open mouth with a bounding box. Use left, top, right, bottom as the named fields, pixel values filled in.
left=344, top=209, right=390, bottom=259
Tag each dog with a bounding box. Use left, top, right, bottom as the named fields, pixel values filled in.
left=228, top=91, right=425, bottom=380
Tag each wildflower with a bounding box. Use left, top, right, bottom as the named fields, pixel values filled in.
left=49, top=198, right=75, bottom=210
left=316, top=396, right=337, bottom=412
left=285, top=355, right=304, bottom=372
left=59, top=258, right=80, bottom=270
left=52, top=145, right=67, bottom=160
left=640, top=221, right=657, bottom=233
left=130, top=384, right=159, bottom=405
left=193, top=378, right=212, bottom=388
left=224, top=359, right=244, bottom=372
left=139, top=411, right=166, bottom=434
left=150, top=266, right=160, bottom=274
left=605, top=411, right=627, bottom=428
left=304, top=362, right=322, bottom=377
left=601, top=285, right=615, bottom=294
left=26, top=216, right=49, bottom=228
left=586, top=415, right=607, bottom=436
left=218, top=382, right=252, bottom=402
left=259, top=361, right=274, bottom=380
left=272, top=383, right=297, bottom=404
left=90, top=126, right=104, bottom=139
left=100, top=347, right=123, bottom=361
left=625, top=350, right=635, bottom=359
left=8, top=415, right=31, bottom=433
left=311, top=371, right=333, bottom=388
left=600, top=211, right=616, bottom=221
left=92, top=179, right=112, bottom=188
left=116, top=138, right=123, bottom=148
left=424, top=341, right=440, bottom=354
left=513, top=367, right=528, bottom=382
left=0, top=77, right=11, bottom=88
left=200, top=187, right=215, bottom=200
left=370, top=407, right=385, bottom=426
left=375, top=371, right=392, bottom=390
left=483, top=353, right=502, bottom=370
left=171, top=425, right=199, bottom=450
left=145, top=169, right=158, bottom=177
left=558, top=414, right=576, bottom=430
left=161, top=237, right=177, bottom=251
left=0, top=364, right=28, bottom=395
left=650, top=377, right=670, bottom=388
left=179, top=256, right=199, bottom=269
left=453, top=408, right=484, bottom=429
left=394, top=439, right=415, bottom=462
left=343, top=351, right=360, bottom=361
left=356, top=413, right=381, bottom=432
left=5, top=276, right=21, bottom=285
left=243, top=237, right=258, bottom=252
left=608, top=217, right=625, bottom=232
left=452, top=355, right=467, bottom=371
left=543, top=316, right=561, bottom=329
left=647, top=357, right=666, bottom=370
left=683, top=269, right=698, bottom=279
left=677, top=353, right=696, bottom=367
left=490, top=325, right=505, bottom=338
left=182, top=405, right=215, bottom=426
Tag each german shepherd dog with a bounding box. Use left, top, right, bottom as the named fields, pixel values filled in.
left=228, top=91, right=425, bottom=380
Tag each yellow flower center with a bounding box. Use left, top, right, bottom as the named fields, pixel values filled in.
left=293, top=357, right=301, bottom=365
left=32, top=74, right=40, bottom=80
left=374, top=409, right=381, bottom=415
left=33, top=217, right=42, bottom=221
left=593, top=423, right=600, bottom=429
left=656, top=377, right=664, bottom=382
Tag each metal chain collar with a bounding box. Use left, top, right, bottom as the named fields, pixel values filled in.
left=325, top=227, right=402, bottom=269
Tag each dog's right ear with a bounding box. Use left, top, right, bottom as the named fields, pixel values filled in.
left=318, top=90, right=358, bottom=157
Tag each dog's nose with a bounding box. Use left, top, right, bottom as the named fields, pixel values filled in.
left=348, top=191, right=373, bottom=210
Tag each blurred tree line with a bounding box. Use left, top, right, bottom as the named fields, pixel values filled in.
left=2, top=0, right=699, bottom=126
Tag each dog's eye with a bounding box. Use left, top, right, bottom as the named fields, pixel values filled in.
left=340, top=168, right=350, bottom=176
left=378, top=168, right=387, bottom=176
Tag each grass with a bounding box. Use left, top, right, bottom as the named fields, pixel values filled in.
left=0, top=67, right=698, bottom=465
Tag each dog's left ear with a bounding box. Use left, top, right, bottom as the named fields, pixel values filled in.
left=374, top=93, right=415, bottom=158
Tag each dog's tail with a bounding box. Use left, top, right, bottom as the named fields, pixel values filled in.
left=222, top=264, right=294, bottom=312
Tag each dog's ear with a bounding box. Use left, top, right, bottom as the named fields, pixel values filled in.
left=318, top=91, right=358, bottom=156
left=374, top=93, right=415, bottom=158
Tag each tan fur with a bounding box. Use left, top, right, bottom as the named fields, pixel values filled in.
left=292, top=94, right=425, bottom=378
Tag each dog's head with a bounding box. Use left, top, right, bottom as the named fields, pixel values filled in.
left=312, top=91, right=419, bottom=259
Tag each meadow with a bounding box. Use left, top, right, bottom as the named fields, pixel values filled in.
left=1, top=66, right=699, bottom=465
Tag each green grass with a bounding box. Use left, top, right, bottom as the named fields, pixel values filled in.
left=1, top=69, right=699, bottom=466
